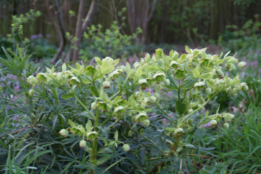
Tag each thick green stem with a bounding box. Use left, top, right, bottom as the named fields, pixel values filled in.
left=169, top=136, right=180, bottom=156
left=91, top=109, right=99, bottom=171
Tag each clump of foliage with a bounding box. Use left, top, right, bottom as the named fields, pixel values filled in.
left=7, top=9, right=41, bottom=46
left=20, top=46, right=247, bottom=173
left=219, top=14, right=261, bottom=59
left=79, top=8, right=142, bottom=60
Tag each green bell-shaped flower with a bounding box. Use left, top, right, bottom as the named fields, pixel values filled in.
left=139, top=79, right=148, bottom=89
left=85, top=65, right=96, bottom=76
left=59, top=129, right=68, bottom=137
left=123, top=144, right=130, bottom=152
left=114, top=106, right=125, bottom=116
left=143, top=119, right=150, bottom=127
left=238, top=61, right=246, bottom=70
left=153, top=72, right=166, bottom=83
left=135, top=112, right=148, bottom=122
left=36, top=73, right=47, bottom=84
left=174, top=69, right=186, bottom=80
left=27, top=76, right=38, bottom=86
left=79, top=140, right=87, bottom=148
left=87, top=131, right=98, bottom=141
left=174, top=128, right=184, bottom=136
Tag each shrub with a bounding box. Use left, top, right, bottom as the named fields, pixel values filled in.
left=19, top=46, right=247, bottom=173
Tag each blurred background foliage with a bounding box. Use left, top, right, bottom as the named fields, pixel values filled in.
left=0, top=0, right=260, bottom=58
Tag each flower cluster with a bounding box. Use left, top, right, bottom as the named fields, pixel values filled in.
left=27, top=46, right=246, bottom=156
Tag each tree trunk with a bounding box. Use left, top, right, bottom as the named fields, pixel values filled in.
left=64, top=0, right=96, bottom=62
left=51, top=0, right=66, bottom=65
left=71, top=0, right=86, bottom=62
left=126, top=0, right=157, bottom=45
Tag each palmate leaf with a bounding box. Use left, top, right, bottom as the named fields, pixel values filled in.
left=180, top=76, right=197, bottom=90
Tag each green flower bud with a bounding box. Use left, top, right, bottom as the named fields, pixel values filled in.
left=135, top=112, right=148, bottom=122
left=97, top=102, right=109, bottom=112
left=29, top=88, right=34, bottom=96
left=143, top=119, right=150, bottom=127
left=139, top=79, right=148, bottom=89
left=109, top=70, right=120, bottom=79
left=223, top=123, right=229, bottom=129
left=200, top=58, right=210, bottom=67
left=210, top=120, right=217, bottom=126
left=188, top=109, right=193, bottom=114
left=216, top=69, right=224, bottom=79
left=103, top=80, right=111, bottom=89
left=87, top=131, right=98, bottom=141
left=174, top=69, right=186, bottom=80
left=240, top=82, right=249, bottom=91
left=59, top=129, right=68, bottom=137
left=238, top=61, right=246, bottom=69
left=36, top=73, right=47, bottom=83
left=27, top=76, right=38, bottom=86
left=114, top=106, right=125, bottom=115
left=153, top=72, right=166, bottom=83
left=194, top=82, right=205, bottom=90
left=146, top=78, right=153, bottom=85
left=226, top=87, right=233, bottom=94
left=174, top=128, right=184, bottom=136
left=91, top=102, right=97, bottom=110
left=206, top=87, right=212, bottom=95
left=149, top=96, right=157, bottom=103
left=227, top=57, right=238, bottom=64
left=79, top=140, right=87, bottom=148
left=123, top=144, right=130, bottom=152
left=164, top=79, right=170, bottom=86
left=155, top=48, right=163, bottom=58
left=85, top=65, right=96, bottom=76
left=69, top=77, right=80, bottom=86
left=223, top=113, right=234, bottom=122
left=226, top=63, right=236, bottom=71
left=170, top=61, right=178, bottom=69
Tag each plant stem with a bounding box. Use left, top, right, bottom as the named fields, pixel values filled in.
left=74, top=95, right=95, bottom=119
left=182, top=99, right=210, bottom=122
left=155, top=103, right=176, bottom=125
left=107, top=119, right=119, bottom=129
left=91, top=109, right=99, bottom=173
left=109, top=77, right=129, bottom=100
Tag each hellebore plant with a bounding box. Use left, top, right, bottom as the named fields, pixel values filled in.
left=27, top=46, right=247, bottom=173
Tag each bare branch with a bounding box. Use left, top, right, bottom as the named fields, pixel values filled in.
left=147, top=0, right=157, bottom=22
left=81, top=0, right=96, bottom=32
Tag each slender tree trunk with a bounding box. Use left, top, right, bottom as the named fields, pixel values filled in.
left=64, top=0, right=96, bottom=62
left=51, top=0, right=67, bottom=65
left=126, top=0, right=157, bottom=45
left=71, top=0, right=86, bottom=62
